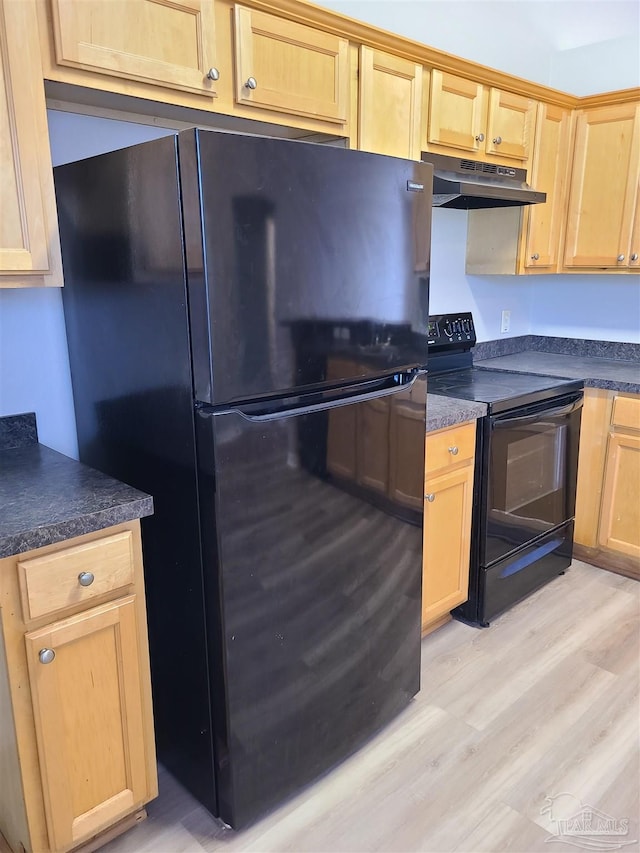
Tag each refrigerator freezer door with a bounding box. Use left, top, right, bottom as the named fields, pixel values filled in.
left=195, top=381, right=425, bottom=827
left=179, top=129, right=432, bottom=405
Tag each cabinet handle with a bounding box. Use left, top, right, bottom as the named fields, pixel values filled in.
left=206, top=67, right=220, bottom=81
left=425, top=493, right=435, bottom=502
left=617, top=254, right=625, bottom=262
left=448, top=446, right=459, bottom=455
left=245, top=77, right=258, bottom=90
left=493, top=136, right=502, bottom=145
left=631, top=253, right=639, bottom=261
left=475, top=133, right=485, bottom=142
left=78, top=571, right=95, bottom=587
left=39, top=648, right=55, bottom=665
left=531, top=253, right=540, bottom=261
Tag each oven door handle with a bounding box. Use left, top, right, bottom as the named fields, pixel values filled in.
left=492, top=395, right=583, bottom=428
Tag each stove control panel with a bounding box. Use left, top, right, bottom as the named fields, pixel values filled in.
left=427, top=312, right=476, bottom=350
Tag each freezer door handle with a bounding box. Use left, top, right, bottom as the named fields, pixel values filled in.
left=204, top=371, right=424, bottom=422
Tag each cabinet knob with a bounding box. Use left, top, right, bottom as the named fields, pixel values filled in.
left=475, top=133, right=485, bottom=142
left=206, top=67, right=220, bottom=81
left=493, top=136, right=502, bottom=145
left=531, top=253, right=540, bottom=261
left=617, top=254, right=625, bottom=262
left=245, top=77, right=258, bottom=90
left=39, top=648, right=55, bottom=665
left=631, top=253, right=639, bottom=261
left=425, top=493, right=435, bottom=502
left=448, top=446, right=459, bottom=455
left=78, top=571, right=95, bottom=587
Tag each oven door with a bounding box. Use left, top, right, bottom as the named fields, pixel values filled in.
left=482, top=392, right=583, bottom=566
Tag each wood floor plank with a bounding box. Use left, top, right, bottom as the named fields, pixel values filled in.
left=100, top=560, right=639, bottom=853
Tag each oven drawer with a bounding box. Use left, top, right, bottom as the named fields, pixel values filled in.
left=425, top=422, right=475, bottom=475
left=481, top=522, right=574, bottom=623
left=17, top=531, right=135, bottom=621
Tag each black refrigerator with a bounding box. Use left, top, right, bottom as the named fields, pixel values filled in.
left=56, top=129, right=433, bottom=829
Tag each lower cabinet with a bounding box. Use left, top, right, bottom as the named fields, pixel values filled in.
left=422, top=421, right=476, bottom=634
left=0, top=521, right=157, bottom=853
left=575, top=389, right=640, bottom=578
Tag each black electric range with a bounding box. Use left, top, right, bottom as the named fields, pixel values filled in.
left=427, top=313, right=584, bottom=626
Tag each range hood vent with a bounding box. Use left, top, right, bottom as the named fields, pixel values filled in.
left=421, top=152, right=546, bottom=209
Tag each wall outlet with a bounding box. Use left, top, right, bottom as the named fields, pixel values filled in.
left=500, top=310, right=511, bottom=333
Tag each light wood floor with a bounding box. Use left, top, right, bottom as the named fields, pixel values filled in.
left=104, top=560, right=639, bottom=853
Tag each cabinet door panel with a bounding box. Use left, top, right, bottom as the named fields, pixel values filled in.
left=564, top=103, right=640, bottom=268
left=422, top=462, right=473, bottom=629
left=598, top=432, right=640, bottom=558
left=24, top=596, right=147, bottom=850
left=234, top=5, right=348, bottom=122
left=50, top=0, right=218, bottom=97
left=485, top=88, right=535, bottom=161
left=524, top=104, right=571, bottom=268
left=428, top=69, right=483, bottom=152
left=359, top=47, right=422, bottom=159
left=0, top=0, right=61, bottom=279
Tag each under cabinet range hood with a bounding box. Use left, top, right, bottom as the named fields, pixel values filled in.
left=421, top=152, right=546, bottom=209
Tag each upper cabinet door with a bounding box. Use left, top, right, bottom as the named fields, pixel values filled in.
left=0, top=0, right=61, bottom=283
left=564, top=103, right=640, bottom=268
left=428, top=69, right=484, bottom=153
left=358, top=47, right=422, bottom=159
left=49, top=0, right=219, bottom=97
left=485, top=88, right=536, bottom=160
left=524, top=104, right=572, bottom=269
left=233, top=5, right=349, bottom=123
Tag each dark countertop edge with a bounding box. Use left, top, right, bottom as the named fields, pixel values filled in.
left=583, top=378, right=640, bottom=394
left=426, top=395, right=487, bottom=432
left=0, top=496, right=154, bottom=560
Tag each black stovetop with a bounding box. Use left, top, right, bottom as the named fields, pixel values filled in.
left=426, top=312, right=584, bottom=413
left=428, top=367, right=583, bottom=414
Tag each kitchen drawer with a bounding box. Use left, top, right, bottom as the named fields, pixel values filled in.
left=425, top=422, right=476, bottom=475
left=611, top=395, right=640, bottom=431
left=17, top=531, right=134, bottom=621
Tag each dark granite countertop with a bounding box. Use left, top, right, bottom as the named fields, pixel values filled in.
left=474, top=351, right=640, bottom=394
left=0, top=414, right=153, bottom=559
left=426, top=395, right=486, bottom=431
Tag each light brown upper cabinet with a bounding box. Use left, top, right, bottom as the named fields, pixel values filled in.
left=47, top=0, right=219, bottom=98
left=522, top=103, right=572, bottom=269
left=0, top=0, right=62, bottom=286
left=466, top=102, right=572, bottom=275
left=233, top=5, right=349, bottom=124
left=358, top=47, right=422, bottom=159
left=427, top=69, right=536, bottom=162
left=564, top=102, right=640, bottom=269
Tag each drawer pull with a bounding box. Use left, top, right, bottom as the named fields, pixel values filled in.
left=39, top=648, right=56, bottom=665
left=245, top=76, right=258, bottom=90
left=425, top=493, right=435, bottom=502
left=78, top=571, right=95, bottom=587
left=206, top=67, right=220, bottom=81
left=448, top=446, right=459, bottom=455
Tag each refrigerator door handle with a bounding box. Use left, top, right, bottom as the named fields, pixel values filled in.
left=204, top=371, right=425, bottom=422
